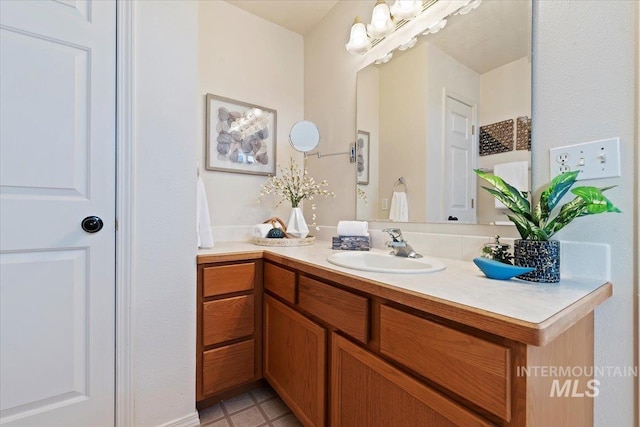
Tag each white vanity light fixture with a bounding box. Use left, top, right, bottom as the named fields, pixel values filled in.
left=345, top=0, right=481, bottom=58
left=390, top=0, right=422, bottom=20
left=455, top=0, right=481, bottom=15
left=398, top=37, right=417, bottom=51
left=374, top=51, right=394, bottom=64
left=345, top=17, right=372, bottom=54
left=367, top=0, right=395, bottom=38
left=421, top=18, right=447, bottom=35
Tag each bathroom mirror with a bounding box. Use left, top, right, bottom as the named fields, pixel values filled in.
left=355, top=0, right=532, bottom=225
left=289, top=120, right=320, bottom=153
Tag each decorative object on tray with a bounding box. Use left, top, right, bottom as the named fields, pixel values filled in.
left=205, top=93, right=277, bottom=176
left=260, top=158, right=335, bottom=239
left=252, top=217, right=286, bottom=238
left=473, top=257, right=534, bottom=281
left=250, top=217, right=316, bottom=246
left=481, top=235, right=513, bottom=264
left=475, top=169, right=620, bottom=283
left=286, top=207, right=308, bottom=239
left=479, top=119, right=514, bottom=156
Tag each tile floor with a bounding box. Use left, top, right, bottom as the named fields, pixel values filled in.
left=198, top=386, right=302, bottom=427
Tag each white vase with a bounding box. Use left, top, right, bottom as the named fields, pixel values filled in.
left=287, top=207, right=309, bottom=239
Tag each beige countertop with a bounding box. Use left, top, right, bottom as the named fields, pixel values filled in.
left=198, top=241, right=612, bottom=346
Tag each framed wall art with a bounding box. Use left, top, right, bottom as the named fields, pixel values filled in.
left=356, top=130, right=370, bottom=185
left=205, top=93, right=277, bottom=176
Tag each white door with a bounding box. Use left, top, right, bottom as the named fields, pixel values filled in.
left=443, top=95, right=475, bottom=223
left=0, top=1, right=116, bottom=426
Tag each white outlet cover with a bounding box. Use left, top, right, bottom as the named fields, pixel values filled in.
left=549, top=137, right=621, bottom=180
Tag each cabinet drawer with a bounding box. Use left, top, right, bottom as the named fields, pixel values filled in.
left=203, top=295, right=254, bottom=346
left=203, top=262, right=255, bottom=297
left=264, top=262, right=296, bottom=304
left=298, top=276, right=368, bottom=343
left=332, top=333, right=493, bottom=427
left=202, top=339, right=255, bottom=396
left=380, top=305, right=511, bottom=421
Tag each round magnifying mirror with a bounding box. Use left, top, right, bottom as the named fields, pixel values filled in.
left=289, top=120, right=320, bottom=153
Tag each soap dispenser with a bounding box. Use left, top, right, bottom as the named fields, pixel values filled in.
left=482, top=235, right=513, bottom=264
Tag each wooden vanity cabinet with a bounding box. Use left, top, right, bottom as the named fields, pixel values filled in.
left=198, top=252, right=608, bottom=426
left=196, top=260, right=263, bottom=405
left=331, top=333, right=493, bottom=427
left=264, top=295, right=326, bottom=427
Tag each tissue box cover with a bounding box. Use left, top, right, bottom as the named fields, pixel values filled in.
left=332, top=236, right=370, bottom=251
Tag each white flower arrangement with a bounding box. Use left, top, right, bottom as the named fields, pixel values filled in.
left=259, top=158, right=335, bottom=208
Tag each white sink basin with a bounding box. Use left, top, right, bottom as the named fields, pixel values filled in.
left=327, top=251, right=446, bottom=274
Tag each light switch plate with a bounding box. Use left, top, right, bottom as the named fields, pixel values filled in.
left=549, top=137, right=621, bottom=180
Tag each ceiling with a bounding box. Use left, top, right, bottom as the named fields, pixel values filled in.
left=225, top=0, right=340, bottom=35
left=427, top=0, right=531, bottom=74
left=224, top=1, right=531, bottom=74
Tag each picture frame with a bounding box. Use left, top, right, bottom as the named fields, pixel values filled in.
left=356, top=130, right=370, bottom=185
left=205, top=93, right=277, bottom=176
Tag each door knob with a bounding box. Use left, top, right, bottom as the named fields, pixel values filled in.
left=81, top=216, right=104, bottom=233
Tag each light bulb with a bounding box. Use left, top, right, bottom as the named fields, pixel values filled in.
left=367, top=1, right=394, bottom=38
left=390, top=0, right=421, bottom=20
left=345, top=17, right=371, bottom=54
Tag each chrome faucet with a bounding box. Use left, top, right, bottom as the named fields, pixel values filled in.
left=382, top=228, right=423, bottom=258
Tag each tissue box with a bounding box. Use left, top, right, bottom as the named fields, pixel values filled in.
left=332, top=236, right=370, bottom=251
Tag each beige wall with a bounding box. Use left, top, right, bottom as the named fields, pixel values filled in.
left=479, top=56, right=531, bottom=127
left=306, top=1, right=638, bottom=424
left=378, top=44, right=428, bottom=222
left=531, top=2, right=636, bottom=425
left=133, top=1, right=198, bottom=425
left=304, top=1, right=372, bottom=227
left=355, top=66, right=379, bottom=220
left=198, top=1, right=304, bottom=230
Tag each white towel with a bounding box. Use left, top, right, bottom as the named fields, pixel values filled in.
left=337, top=221, right=369, bottom=237
left=197, top=176, right=214, bottom=248
left=389, top=191, right=409, bottom=222
left=252, top=223, right=274, bottom=238
left=493, top=161, right=529, bottom=209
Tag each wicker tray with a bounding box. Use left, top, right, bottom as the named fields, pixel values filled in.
left=251, top=236, right=316, bottom=247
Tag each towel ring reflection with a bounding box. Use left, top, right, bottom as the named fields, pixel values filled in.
left=392, top=177, right=408, bottom=192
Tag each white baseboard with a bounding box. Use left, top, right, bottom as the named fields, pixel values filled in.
left=158, top=412, right=200, bottom=427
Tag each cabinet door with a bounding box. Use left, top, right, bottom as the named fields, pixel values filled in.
left=264, top=295, right=326, bottom=427
left=331, top=333, right=493, bottom=427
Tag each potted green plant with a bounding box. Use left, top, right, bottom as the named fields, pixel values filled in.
left=475, top=169, right=620, bottom=283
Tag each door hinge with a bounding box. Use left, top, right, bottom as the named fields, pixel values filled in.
left=472, top=125, right=475, bottom=135
left=115, top=219, right=118, bottom=231
left=471, top=198, right=474, bottom=209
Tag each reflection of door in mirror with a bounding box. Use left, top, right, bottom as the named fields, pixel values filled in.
left=444, top=95, right=474, bottom=223
left=355, top=0, right=531, bottom=225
